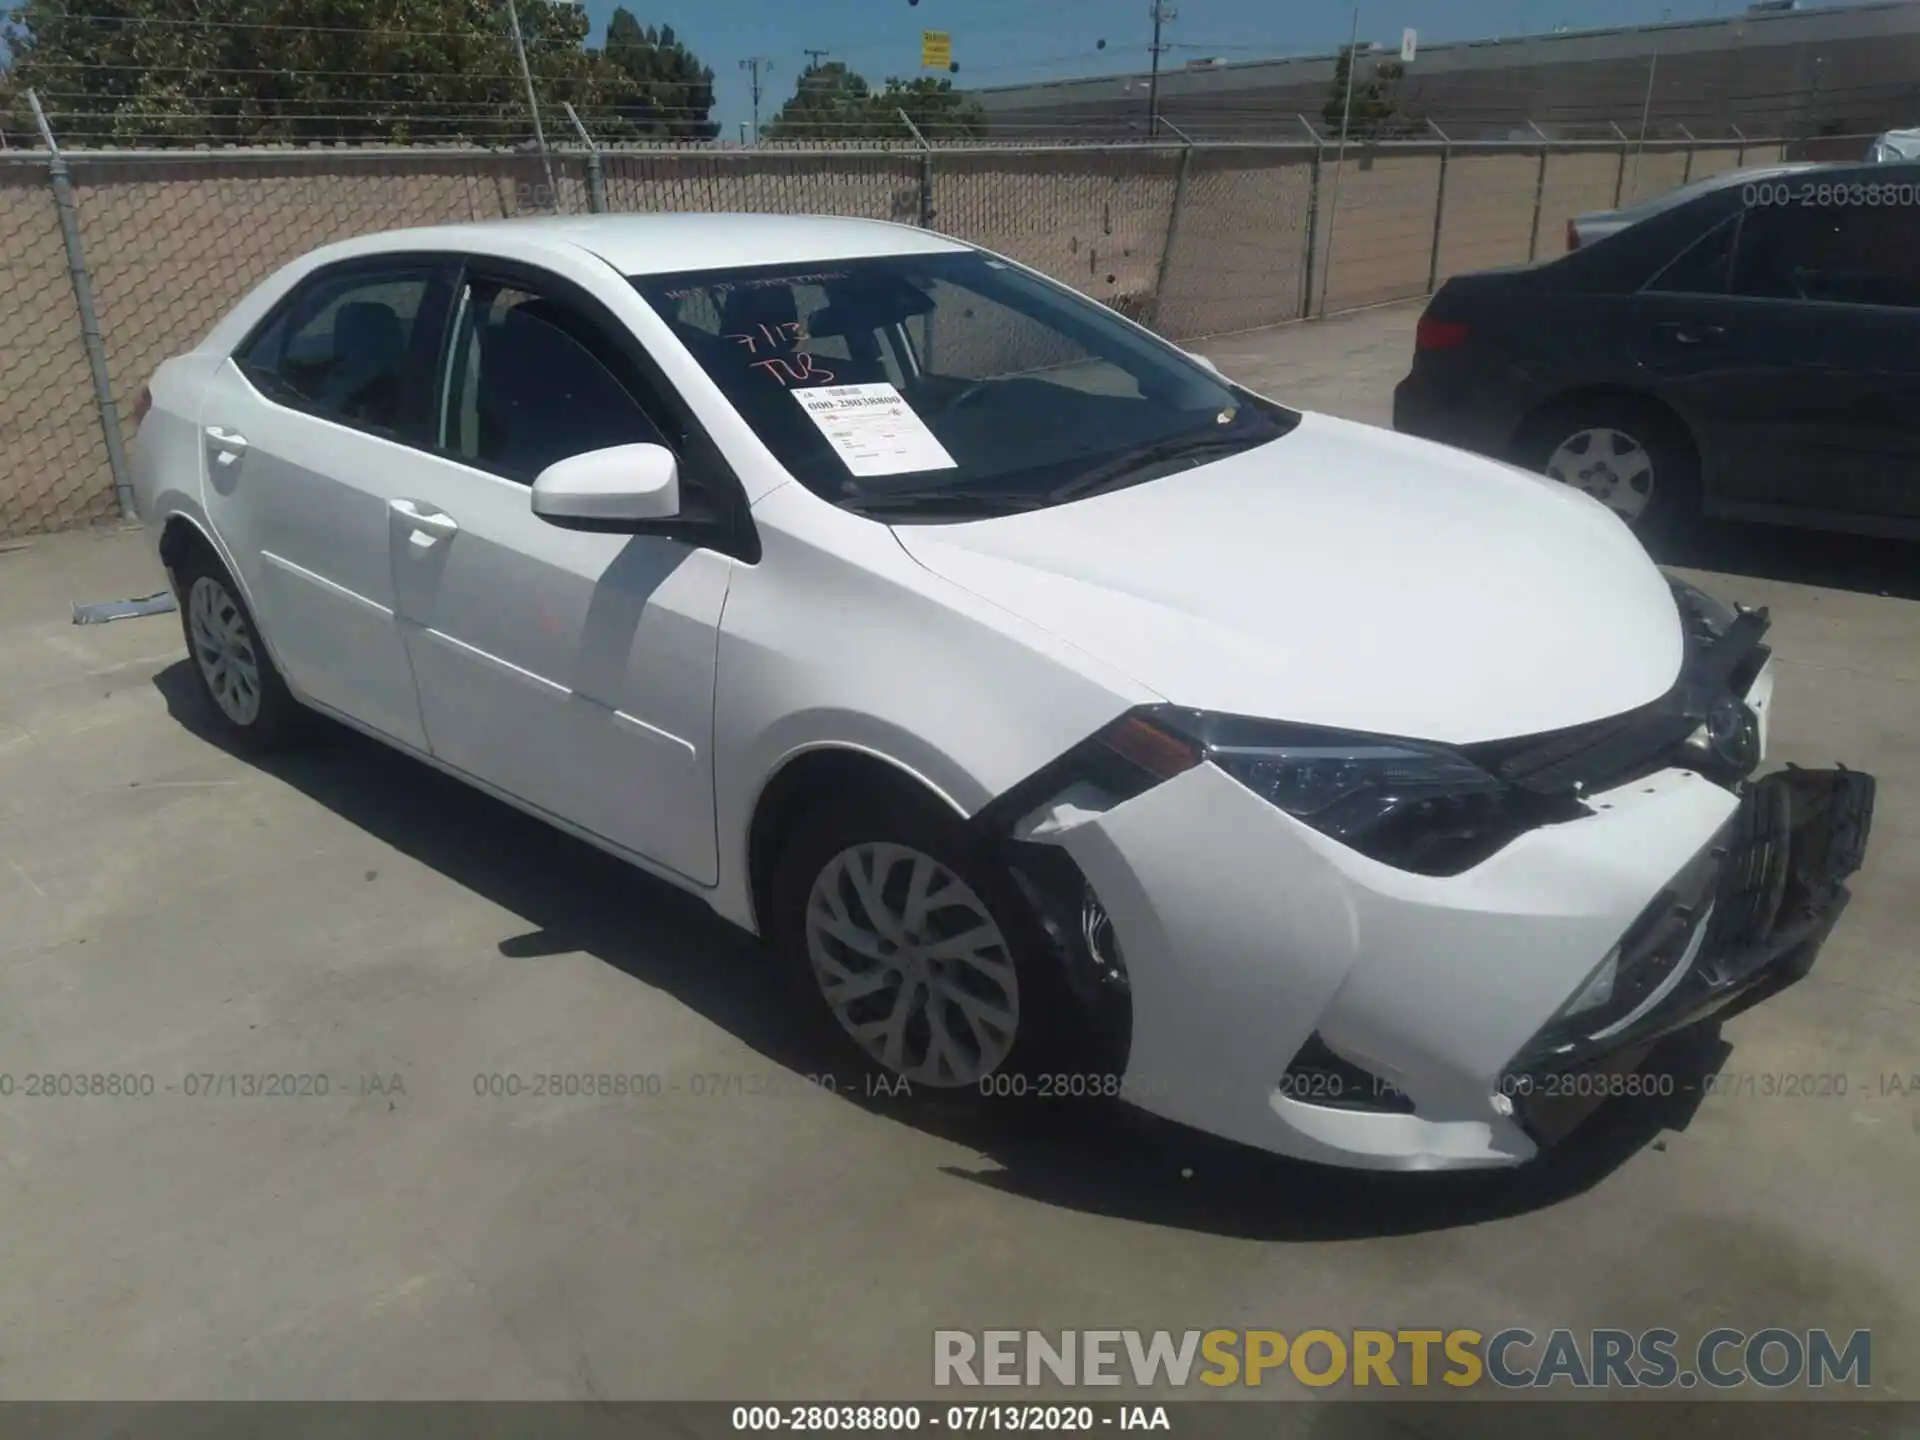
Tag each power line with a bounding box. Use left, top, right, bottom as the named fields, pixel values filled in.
left=739, top=55, right=775, bottom=139
left=1146, top=0, right=1176, bottom=139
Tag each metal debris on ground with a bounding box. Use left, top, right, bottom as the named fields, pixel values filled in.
left=72, top=591, right=178, bottom=625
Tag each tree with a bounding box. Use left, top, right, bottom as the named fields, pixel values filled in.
left=0, top=0, right=630, bottom=147
left=599, top=10, right=717, bottom=142
left=763, top=62, right=984, bottom=142
left=876, top=76, right=987, bottom=141
left=1321, top=44, right=1399, bottom=139
left=764, top=60, right=871, bottom=141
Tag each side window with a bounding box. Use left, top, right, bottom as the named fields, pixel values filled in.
left=237, top=268, right=435, bottom=435
left=1731, top=203, right=1920, bottom=308
left=439, top=281, right=670, bottom=482
left=1645, top=214, right=1737, bottom=295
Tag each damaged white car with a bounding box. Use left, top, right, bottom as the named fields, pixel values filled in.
left=130, top=214, right=1875, bottom=1171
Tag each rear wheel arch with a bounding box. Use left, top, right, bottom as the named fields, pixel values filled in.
left=157, top=511, right=294, bottom=682
left=745, top=745, right=972, bottom=938
left=158, top=511, right=218, bottom=583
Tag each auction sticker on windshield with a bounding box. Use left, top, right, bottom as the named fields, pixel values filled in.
left=794, top=382, right=958, bottom=478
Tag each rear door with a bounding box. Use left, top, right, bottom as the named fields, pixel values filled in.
left=198, top=257, right=455, bottom=749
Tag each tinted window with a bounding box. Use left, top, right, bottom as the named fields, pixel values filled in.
left=439, top=281, right=669, bottom=482
left=238, top=268, right=434, bottom=434
left=633, top=252, right=1297, bottom=520
left=1731, top=204, right=1920, bottom=308
left=1646, top=214, right=1737, bottom=295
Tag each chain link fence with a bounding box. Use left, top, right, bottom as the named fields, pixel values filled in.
left=1, top=128, right=1805, bottom=540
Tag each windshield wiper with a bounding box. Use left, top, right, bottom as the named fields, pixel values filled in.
left=842, top=487, right=1047, bottom=519
left=1046, top=429, right=1268, bottom=505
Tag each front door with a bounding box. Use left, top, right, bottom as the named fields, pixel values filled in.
left=386, top=268, right=733, bottom=885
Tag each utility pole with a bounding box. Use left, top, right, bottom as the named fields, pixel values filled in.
left=741, top=56, right=775, bottom=142
left=800, top=49, right=830, bottom=110
left=1316, top=6, right=1361, bottom=319
left=1147, top=0, right=1176, bottom=139
left=504, top=0, right=556, bottom=201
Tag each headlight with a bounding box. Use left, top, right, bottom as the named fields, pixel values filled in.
left=1141, top=709, right=1585, bottom=876
left=1209, top=736, right=1501, bottom=844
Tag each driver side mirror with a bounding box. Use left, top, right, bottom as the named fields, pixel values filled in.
left=1184, top=350, right=1224, bottom=378
left=531, top=443, right=680, bottom=532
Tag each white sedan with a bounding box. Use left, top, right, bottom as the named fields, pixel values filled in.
left=130, top=214, right=1874, bottom=1170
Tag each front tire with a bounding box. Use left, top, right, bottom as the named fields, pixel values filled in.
left=769, top=788, right=1073, bottom=1096
left=174, top=549, right=307, bottom=751
left=1514, top=396, right=1699, bottom=540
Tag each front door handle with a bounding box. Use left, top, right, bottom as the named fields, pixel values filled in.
left=204, top=425, right=248, bottom=465
left=1656, top=321, right=1727, bottom=347
left=389, top=498, right=460, bottom=540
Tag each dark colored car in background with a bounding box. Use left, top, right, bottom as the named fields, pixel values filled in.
left=1393, top=160, right=1920, bottom=541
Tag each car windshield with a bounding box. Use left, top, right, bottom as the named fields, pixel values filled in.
left=630, top=251, right=1298, bottom=520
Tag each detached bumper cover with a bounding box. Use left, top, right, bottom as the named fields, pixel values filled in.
left=1506, top=765, right=1876, bottom=1146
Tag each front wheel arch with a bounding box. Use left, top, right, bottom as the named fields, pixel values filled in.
left=745, top=746, right=971, bottom=940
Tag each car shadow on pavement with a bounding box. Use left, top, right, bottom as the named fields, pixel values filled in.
left=157, top=660, right=1736, bottom=1243
left=1652, top=517, right=1920, bottom=601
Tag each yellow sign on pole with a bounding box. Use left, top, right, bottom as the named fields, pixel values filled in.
left=921, top=30, right=952, bottom=69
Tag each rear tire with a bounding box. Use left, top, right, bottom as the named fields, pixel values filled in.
left=768, top=786, right=1079, bottom=1103
left=1514, top=396, right=1700, bottom=541
left=173, top=547, right=308, bottom=752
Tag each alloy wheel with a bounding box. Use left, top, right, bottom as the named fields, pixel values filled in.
left=803, top=842, right=1019, bottom=1087
left=1545, top=427, right=1655, bottom=520
left=188, top=575, right=264, bottom=726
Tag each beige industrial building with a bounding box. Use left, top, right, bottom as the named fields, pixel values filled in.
left=971, top=0, right=1920, bottom=141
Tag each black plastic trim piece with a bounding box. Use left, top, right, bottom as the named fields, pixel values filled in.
left=1279, top=1033, right=1417, bottom=1115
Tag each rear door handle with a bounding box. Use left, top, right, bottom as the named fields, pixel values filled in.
left=1656, top=322, right=1727, bottom=346
left=204, top=425, right=248, bottom=464
left=389, top=498, right=460, bottom=541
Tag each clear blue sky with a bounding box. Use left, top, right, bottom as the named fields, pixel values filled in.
left=577, top=0, right=1762, bottom=134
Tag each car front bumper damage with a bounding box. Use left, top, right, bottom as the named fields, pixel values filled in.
left=1007, top=710, right=1872, bottom=1172
left=1502, top=763, right=1874, bottom=1147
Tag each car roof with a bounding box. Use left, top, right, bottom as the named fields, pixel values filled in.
left=1578, top=161, right=1823, bottom=225
left=307, top=212, right=973, bottom=277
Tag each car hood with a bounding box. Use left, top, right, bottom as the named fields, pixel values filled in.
left=891, top=413, right=1684, bottom=745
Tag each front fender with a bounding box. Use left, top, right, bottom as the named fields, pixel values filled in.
left=706, top=483, right=1157, bottom=932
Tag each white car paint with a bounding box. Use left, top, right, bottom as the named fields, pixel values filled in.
left=130, top=213, right=1783, bottom=1171
left=894, top=412, right=1684, bottom=744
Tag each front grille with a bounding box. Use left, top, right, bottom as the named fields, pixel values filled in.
left=1464, top=591, right=1772, bottom=798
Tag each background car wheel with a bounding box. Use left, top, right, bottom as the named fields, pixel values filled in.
left=1515, top=397, right=1700, bottom=539
left=173, top=548, right=307, bottom=751
left=770, top=787, right=1077, bottom=1100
